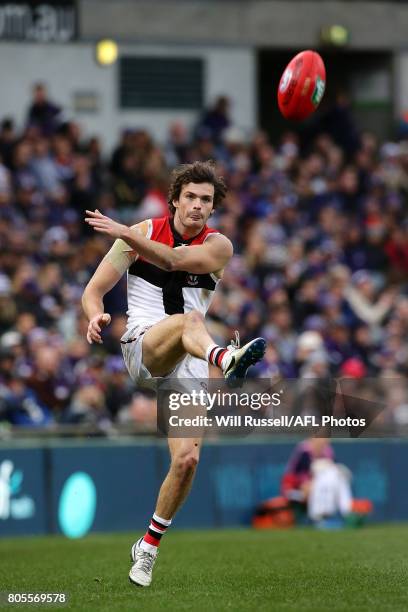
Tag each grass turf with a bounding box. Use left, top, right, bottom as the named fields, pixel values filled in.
left=1, top=526, right=408, bottom=611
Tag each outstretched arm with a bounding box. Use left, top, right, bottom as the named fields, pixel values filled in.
left=85, top=209, right=233, bottom=274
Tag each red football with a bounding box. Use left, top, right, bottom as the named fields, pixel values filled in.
left=277, top=50, right=326, bottom=121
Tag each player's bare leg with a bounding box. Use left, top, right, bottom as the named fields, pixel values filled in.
left=129, top=430, right=204, bottom=587
left=129, top=312, right=265, bottom=586
left=141, top=310, right=214, bottom=376
left=155, top=435, right=202, bottom=519
left=142, top=310, right=266, bottom=386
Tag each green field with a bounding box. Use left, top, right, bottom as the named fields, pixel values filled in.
left=1, top=526, right=408, bottom=611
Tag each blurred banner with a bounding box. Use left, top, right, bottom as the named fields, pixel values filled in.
left=0, top=1, right=76, bottom=42
left=0, top=439, right=407, bottom=537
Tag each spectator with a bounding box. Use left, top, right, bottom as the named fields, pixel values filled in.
left=62, top=384, right=111, bottom=430
left=26, top=83, right=62, bottom=136
left=164, top=121, right=190, bottom=166
left=281, top=437, right=334, bottom=502
left=344, top=270, right=396, bottom=327
left=0, top=118, right=17, bottom=169
left=196, top=95, right=231, bottom=143
left=24, top=345, right=71, bottom=415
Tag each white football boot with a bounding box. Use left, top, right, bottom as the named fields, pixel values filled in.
left=223, top=331, right=266, bottom=388
left=129, top=538, right=157, bottom=587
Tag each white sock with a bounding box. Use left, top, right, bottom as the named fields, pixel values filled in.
left=206, top=343, right=232, bottom=371
left=139, top=538, right=158, bottom=556
left=138, top=513, right=172, bottom=555
left=205, top=343, right=219, bottom=363
left=153, top=513, right=172, bottom=527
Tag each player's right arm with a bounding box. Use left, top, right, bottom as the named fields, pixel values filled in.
left=82, top=220, right=149, bottom=344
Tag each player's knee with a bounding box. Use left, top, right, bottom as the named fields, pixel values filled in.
left=184, top=453, right=199, bottom=472
left=183, top=309, right=204, bottom=328
left=172, top=450, right=199, bottom=478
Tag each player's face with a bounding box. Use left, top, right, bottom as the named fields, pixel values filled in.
left=173, top=182, right=214, bottom=230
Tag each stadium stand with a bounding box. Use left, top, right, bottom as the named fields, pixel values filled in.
left=0, top=90, right=407, bottom=430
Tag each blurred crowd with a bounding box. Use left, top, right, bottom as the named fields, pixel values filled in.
left=0, top=84, right=407, bottom=432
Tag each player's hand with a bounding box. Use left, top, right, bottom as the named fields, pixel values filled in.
left=85, top=209, right=128, bottom=239
left=86, top=313, right=111, bottom=344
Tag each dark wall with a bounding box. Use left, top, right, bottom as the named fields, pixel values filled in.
left=80, top=1, right=408, bottom=50
left=0, top=439, right=406, bottom=537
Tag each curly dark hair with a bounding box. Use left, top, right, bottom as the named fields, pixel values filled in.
left=168, top=160, right=227, bottom=215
